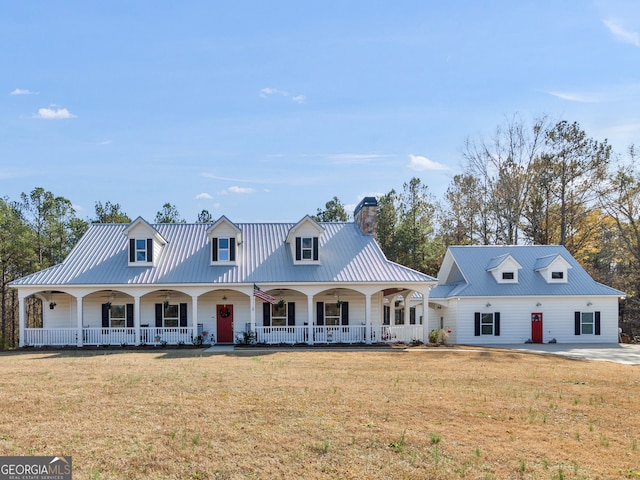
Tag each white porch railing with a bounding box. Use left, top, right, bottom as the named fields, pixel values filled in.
left=24, top=328, right=78, bottom=346
left=255, top=326, right=307, bottom=344
left=83, top=328, right=136, bottom=345
left=312, top=326, right=366, bottom=344
left=372, top=325, right=424, bottom=343
left=23, top=325, right=424, bottom=347
left=140, top=327, right=193, bottom=345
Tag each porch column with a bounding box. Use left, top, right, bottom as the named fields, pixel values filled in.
left=76, top=296, right=84, bottom=347
left=307, top=294, right=314, bottom=345
left=191, top=295, right=198, bottom=342
left=250, top=294, right=256, bottom=332
left=404, top=291, right=413, bottom=342
left=365, top=293, right=372, bottom=344
left=18, top=294, right=26, bottom=347
left=134, top=295, right=141, bottom=345
left=419, top=287, right=430, bottom=343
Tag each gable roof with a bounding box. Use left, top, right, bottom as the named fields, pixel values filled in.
left=11, top=221, right=435, bottom=287
left=430, top=245, right=624, bottom=299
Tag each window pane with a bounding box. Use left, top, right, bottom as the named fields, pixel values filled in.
left=302, top=237, right=312, bottom=248
left=164, top=304, right=178, bottom=318
left=481, top=313, right=494, bottom=335
left=219, top=250, right=229, bottom=261
left=219, top=238, right=229, bottom=248
left=136, top=251, right=146, bottom=261
left=110, top=305, right=125, bottom=319
left=582, top=312, right=594, bottom=334
left=552, top=271, right=564, bottom=279
left=136, top=239, right=146, bottom=249
left=272, top=318, right=286, bottom=326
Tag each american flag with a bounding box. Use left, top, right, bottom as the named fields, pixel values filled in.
left=253, top=284, right=276, bottom=304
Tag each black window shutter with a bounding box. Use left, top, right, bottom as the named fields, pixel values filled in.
left=230, top=239, right=236, bottom=261
left=410, top=307, right=416, bottom=325
left=313, top=237, right=319, bottom=261
left=288, top=302, right=295, bottom=326
left=263, top=303, right=271, bottom=326
left=295, top=237, right=301, bottom=261
left=147, top=239, right=153, bottom=262
left=129, top=239, right=135, bottom=262
left=212, top=238, right=218, bottom=261
left=341, top=301, right=349, bottom=325
left=179, top=303, right=187, bottom=327
left=494, top=312, right=501, bottom=336
left=474, top=312, right=480, bottom=336
left=102, top=304, right=110, bottom=328
left=155, top=303, right=163, bottom=327
left=384, top=305, right=390, bottom=325
left=595, top=311, right=601, bottom=335
left=317, top=301, right=324, bottom=326
left=574, top=311, right=581, bottom=335
left=126, top=303, right=134, bottom=328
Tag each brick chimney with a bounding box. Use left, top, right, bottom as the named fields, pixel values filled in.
left=354, top=196, right=378, bottom=238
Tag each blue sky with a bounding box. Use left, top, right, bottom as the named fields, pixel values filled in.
left=2, top=1, right=639, bottom=223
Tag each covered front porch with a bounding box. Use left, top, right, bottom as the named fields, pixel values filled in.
left=17, top=284, right=432, bottom=347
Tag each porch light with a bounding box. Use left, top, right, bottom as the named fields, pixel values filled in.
left=536, top=302, right=542, bottom=307
left=587, top=301, right=592, bottom=306
left=485, top=302, right=491, bottom=308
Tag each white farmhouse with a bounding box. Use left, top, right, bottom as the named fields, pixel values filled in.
left=428, top=245, right=625, bottom=344
left=10, top=198, right=437, bottom=347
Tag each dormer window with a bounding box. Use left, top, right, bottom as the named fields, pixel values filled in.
left=124, top=217, right=167, bottom=267
left=286, top=216, right=324, bottom=265
left=207, top=216, right=241, bottom=266
left=487, top=254, right=521, bottom=284
left=129, top=238, right=153, bottom=264
left=212, top=237, right=236, bottom=263
left=296, top=236, right=318, bottom=261
left=535, top=254, right=571, bottom=283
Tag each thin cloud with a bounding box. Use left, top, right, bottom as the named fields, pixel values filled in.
left=228, top=186, right=255, bottom=194
left=407, top=154, right=449, bottom=171
left=10, top=88, right=38, bottom=95
left=195, top=193, right=214, bottom=200
left=546, top=91, right=599, bottom=103
left=217, top=186, right=256, bottom=195
left=328, top=153, right=392, bottom=165
left=33, top=106, right=76, bottom=120
left=260, top=87, right=306, bottom=104
left=604, top=19, right=640, bottom=47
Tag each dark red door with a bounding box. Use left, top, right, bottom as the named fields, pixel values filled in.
left=531, top=313, right=543, bottom=343
left=217, top=304, right=234, bottom=343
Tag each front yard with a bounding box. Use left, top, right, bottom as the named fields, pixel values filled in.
left=0, top=347, right=638, bottom=479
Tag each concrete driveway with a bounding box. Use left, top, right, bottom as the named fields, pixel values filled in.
left=479, top=343, right=640, bottom=365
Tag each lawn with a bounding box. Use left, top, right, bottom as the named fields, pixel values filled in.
left=0, top=346, right=638, bottom=479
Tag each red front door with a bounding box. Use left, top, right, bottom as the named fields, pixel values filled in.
left=216, top=304, right=234, bottom=343
left=531, top=312, right=543, bottom=343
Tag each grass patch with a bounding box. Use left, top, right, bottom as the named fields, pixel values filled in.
left=0, top=347, right=638, bottom=478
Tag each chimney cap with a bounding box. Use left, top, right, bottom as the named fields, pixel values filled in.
left=354, top=196, right=378, bottom=216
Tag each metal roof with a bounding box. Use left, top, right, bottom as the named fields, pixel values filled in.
left=430, top=245, right=624, bottom=299
left=10, top=221, right=436, bottom=287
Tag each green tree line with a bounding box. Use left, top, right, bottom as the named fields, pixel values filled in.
left=2, top=116, right=639, bottom=347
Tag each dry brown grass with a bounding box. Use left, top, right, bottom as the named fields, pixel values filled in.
left=0, top=346, right=639, bottom=479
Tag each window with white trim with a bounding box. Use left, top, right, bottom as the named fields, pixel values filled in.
left=481, top=313, right=494, bottom=335
left=551, top=271, right=564, bottom=280
left=324, top=303, right=342, bottom=326
left=301, top=237, right=313, bottom=260
left=502, top=272, right=514, bottom=280
left=163, top=304, right=179, bottom=328
left=135, top=239, right=148, bottom=262
left=271, top=302, right=287, bottom=327
left=218, top=238, right=230, bottom=261
left=581, top=312, right=594, bottom=335
left=109, top=304, right=126, bottom=327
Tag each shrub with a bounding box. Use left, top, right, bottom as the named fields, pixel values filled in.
left=428, top=329, right=449, bottom=345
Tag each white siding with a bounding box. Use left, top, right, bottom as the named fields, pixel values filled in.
left=452, top=297, right=619, bottom=344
